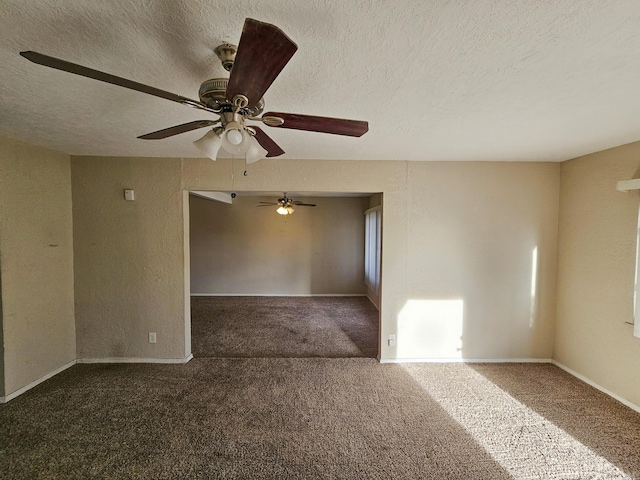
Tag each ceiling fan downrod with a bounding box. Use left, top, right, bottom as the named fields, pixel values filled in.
left=214, top=43, right=237, bottom=72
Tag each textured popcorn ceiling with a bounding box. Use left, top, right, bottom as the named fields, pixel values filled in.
left=1, top=0, right=640, bottom=162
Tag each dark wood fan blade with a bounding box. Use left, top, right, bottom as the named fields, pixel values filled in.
left=20, top=51, right=215, bottom=112
left=226, top=19, right=297, bottom=109
left=262, top=112, right=368, bottom=137
left=293, top=202, right=316, bottom=207
left=252, top=126, right=285, bottom=157
left=138, top=120, right=218, bottom=140
left=257, top=204, right=278, bottom=207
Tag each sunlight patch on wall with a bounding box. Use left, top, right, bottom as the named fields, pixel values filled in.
left=530, top=246, right=538, bottom=328
left=401, top=364, right=628, bottom=479
left=398, top=299, right=463, bottom=359
left=634, top=205, right=640, bottom=339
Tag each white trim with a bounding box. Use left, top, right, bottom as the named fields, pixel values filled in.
left=633, top=203, right=640, bottom=338
left=183, top=190, right=193, bottom=359
left=379, top=357, right=552, bottom=364
left=364, top=205, right=382, bottom=215
left=551, top=360, right=640, bottom=414
left=0, top=359, right=77, bottom=404
left=77, top=354, right=193, bottom=364
left=616, top=178, right=640, bottom=192
left=190, top=191, right=233, bottom=204
left=4, top=356, right=638, bottom=415
left=0, top=355, right=194, bottom=403
left=190, top=293, right=367, bottom=297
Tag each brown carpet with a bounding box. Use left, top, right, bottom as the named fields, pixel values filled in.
left=1, top=360, right=639, bottom=479
left=190, top=296, right=379, bottom=358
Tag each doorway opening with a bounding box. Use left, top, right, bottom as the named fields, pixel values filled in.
left=185, top=191, right=382, bottom=359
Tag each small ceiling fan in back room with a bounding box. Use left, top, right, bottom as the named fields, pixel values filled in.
left=20, top=18, right=369, bottom=163
left=258, top=193, right=316, bottom=216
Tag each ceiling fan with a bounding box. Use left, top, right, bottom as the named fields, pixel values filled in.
left=19, top=18, right=369, bottom=163
left=258, top=193, right=316, bottom=215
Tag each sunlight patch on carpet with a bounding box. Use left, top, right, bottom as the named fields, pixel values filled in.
left=402, top=364, right=631, bottom=479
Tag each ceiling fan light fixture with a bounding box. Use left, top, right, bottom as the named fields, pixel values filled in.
left=276, top=203, right=295, bottom=215
left=20, top=19, right=368, bottom=160
left=245, top=137, right=268, bottom=164
left=193, top=128, right=223, bottom=160
left=221, top=125, right=251, bottom=155
left=226, top=128, right=243, bottom=145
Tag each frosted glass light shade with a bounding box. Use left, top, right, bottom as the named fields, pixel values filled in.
left=226, top=129, right=243, bottom=145
left=245, top=138, right=268, bottom=164
left=221, top=128, right=250, bottom=155
left=193, top=129, right=222, bottom=160
left=276, top=204, right=295, bottom=215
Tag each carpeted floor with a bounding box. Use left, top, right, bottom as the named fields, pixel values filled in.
left=1, top=360, right=639, bottom=479
left=190, top=296, right=379, bottom=358
left=2, top=298, right=639, bottom=478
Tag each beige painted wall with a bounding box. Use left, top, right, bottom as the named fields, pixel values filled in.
left=71, top=157, right=188, bottom=360
left=68, top=155, right=560, bottom=364
left=403, top=162, right=560, bottom=359
left=7, top=137, right=640, bottom=404
left=555, top=141, right=640, bottom=407
left=190, top=194, right=369, bottom=295
left=0, top=135, right=75, bottom=396
left=183, top=158, right=560, bottom=361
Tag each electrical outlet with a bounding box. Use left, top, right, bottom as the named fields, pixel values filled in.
left=149, top=332, right=156, bottom=344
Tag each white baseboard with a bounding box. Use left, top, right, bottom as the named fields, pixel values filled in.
left=77, top=354, right=193, bottom=364
left=379, top=357, right=552, bottom=364
left=4, top=356, right=638, bottom=415
left=1, top=355, right=194, bottom=403
left=551, top=360, right=640, bottom=414
left=380, top=357, right=640, bottom=414
left=0, top=359, right=77, bottom=404
left=191, top=293, right=367, bottom=297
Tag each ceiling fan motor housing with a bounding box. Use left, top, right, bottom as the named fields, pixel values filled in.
left=199, top=78, right=265, bottom=116
left=198, top=78, right=229, bottom=108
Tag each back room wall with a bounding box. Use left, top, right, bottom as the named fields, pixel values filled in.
left=189, top=194, right=370, bottom=295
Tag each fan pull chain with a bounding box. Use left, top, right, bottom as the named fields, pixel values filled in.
left=230, top=157, right=235, bottom=194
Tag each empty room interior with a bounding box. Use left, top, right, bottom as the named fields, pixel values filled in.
left=2, top=1, right=640, bottom=478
